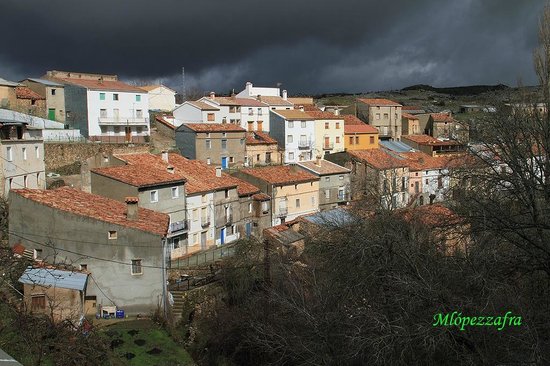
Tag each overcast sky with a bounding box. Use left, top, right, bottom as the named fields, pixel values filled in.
left=0, top=0, right=545, bottom=94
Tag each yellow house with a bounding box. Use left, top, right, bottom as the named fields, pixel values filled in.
left=237, top=165, right=320, bottom=226
left=344, top=121, right=379, bottom=150
left=306, top=110, right=345, bottom=158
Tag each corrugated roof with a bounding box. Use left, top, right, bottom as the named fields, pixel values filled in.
left=379, top=140, right=415, bottom=153
left=24, top=78, right=64, bottom=87
left=19, top=267, right=88, bottom=291
left=0, top=77, right=20, bottom=87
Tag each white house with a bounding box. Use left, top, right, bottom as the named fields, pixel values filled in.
left=44, top=71, right=149, bottom=143
left=236, top=82, right=293, bottom=111
left=173, top=100, right=221, bottom=124
left=269, top=109, right=316, bottom=163
left=140, top=85, right=176, bottom=112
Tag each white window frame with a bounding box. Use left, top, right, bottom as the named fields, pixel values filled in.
left=171, top=186, right=179, bottom=199
left=6, top=147, right=12, bottom=162
left=150, top=190, right=158, bottom=203
left=108, top=230, right=117, bottom=240
left=288, top=121, right=294, bottom=128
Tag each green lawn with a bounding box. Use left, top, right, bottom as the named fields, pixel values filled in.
left=101, top=320, right=194, bottom=366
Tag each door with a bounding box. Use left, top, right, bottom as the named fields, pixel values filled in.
left=221, top=157, right=228, bottom=169
left=113, top=108, right=120, bottom=121
left=125, top=126, right=132, bottom=143
left=245, top=222, right=252, bottom=237
left=201, top=231, right=207, bottom=250
left=220, top=228, right=226, bottom=245
left=324, top=136, right=330, bottom=149
left=48, top=108, right=56, bottom=121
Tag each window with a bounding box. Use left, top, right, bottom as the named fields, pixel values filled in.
left=136, top=126, right=143, bottom=134
left=205, top=139, right=211, bottom=149
left=221, top=139, right=227, bottom=149
left=248, top=202, right=253, bottom=213
left=99, top=93, right=105, bottom=100
left=22, top=147, right=27, bottom=160
left=265, top=152, right=271, bottom=163
left=240, top=138, right=244, bottom=145
left=288, top=152, right=294, bottom=160
left=229, top=106, right=236, bottom=113
left=370, top=136, right=375, bottom=144
left=6, top=147, right=13, bottom=161
left=100, top=109, right=107, bottom=118
left=325, top=122, right=329, bottom=129
left=383, top=113, right=389, bottom=119
left=136, top=109, right=143, bottom=118
left=225, top=189, right=229, bottom=198
left=300, top=135, right=307, bottom=144
left=80, top=264, right=88, bottom=271
left=31, top=295, right=46, bottom=310
left=207, top=113, right=215, bottom=121
left=402, top=177, right=406, bottom=191
left=248, top=108, right=253, bottom=115
left=336, top=136, right=340, bottom=143
left=336, top=122, right=340, bottom=129
left=171, top=186, right=179, bottom=198
left=113, top=93, right=119, bottom=101
left=201, top=207, right=207, bottom=222
left=349, top=136, right=354, bottom=145
left=23, top=175, right=27, bottom=188
left=193, top=209, right=199, bottom=221
left=438, top=176, right=443, bottom=189
left=325, top=189, right=330, bottom=199
left=375, top=113, right=380, bottom=120
left=294, top=184, right=298, bottom=190
left=150, top=190, right=158, bottom=203
left=131, top=259, right=142, bottom=275
left=229, top=156, right=234, bottom=163
left=35, top=146, right=39, bottom=158
left=288, top=121, right=294, bottom=128
left=256, top=154, right=260, bottom=161
left=202, top=194, right=207, bottom=203
left=301, top=121, right=306, bottom=128
left=287, top=135, right=293, bottom=143
left=426, top=179, right=429, bottom=184
left=339, top=175, right=344, bottom=180
left=258, top=108, right=262, bottom=115
left=222, top=132, right=227, bottom=137
left=355, top=136, right=359, bottom=144
left=295, top=198, right=301, bottom=208
left=136, top=95, right=141, bottom=102
left=108, top=231, right=117, bottom=240
left=173, top=238, right=180, bottom=249
left=206, top=157, right=211, bottom=165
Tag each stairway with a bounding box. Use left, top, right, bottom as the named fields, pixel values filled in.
left=170, top=290, right=186, bottom=321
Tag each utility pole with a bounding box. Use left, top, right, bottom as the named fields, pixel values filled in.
left=181, top=67, right=186, bottom=102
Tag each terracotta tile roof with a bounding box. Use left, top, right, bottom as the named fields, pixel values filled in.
left=187, top=100, right=220, bottom=111
left=430, top=113, right=456, bottom=123
left=140, top=84, right=176, bottom=93
left=155, top=115, right=176, bottom=130
left=15, top=86, right=45, bottom=100
left=241, top=165, right=319, bottom=185
left=342, top=114, right=367, bottom=126
left=344, top=124, right=378, bottom=134
left=208, top=96, right=267, bottom=107
left=255, top=96, right=293, bottom=106
left=58, top=78, right=146, bottom=93
left=398, top=151, right=450, bottom=171
left=272, top=109, right=313, bottom=120
left=399, top=204, right=463, bottom=227
left=245, top=131, right=278, bottom=145
left=402, top=112, right=418, bottom=120
left=297, top=160, right=350, bottom=176
left=402, top=134, right=461, bottom=146
left=288, top=97, right=314, bottom=105
left=114, top=153, right=252, bottom=195
left=12, top=187, right=169, bottom=236
left=181, top=123, right=245, bottom=133
left=402, top=105, right=424, bottom=111
left=252, top=192, right=271, bottom=201
left=293, top=104, right=321, bottom=111
left=305, top=110, right=344, bottom=120
left=348, top=149, right=408, bottom=170
left=357, top=98, right=402, bottom=107
left=92, top=164, right=186, bottom=188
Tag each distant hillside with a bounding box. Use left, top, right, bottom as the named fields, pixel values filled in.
left=401, top=84, right=510, bottom=96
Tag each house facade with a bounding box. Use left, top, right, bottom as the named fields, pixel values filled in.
left=236, top=82, right=293, bottom=111
left=173, top=100, right=221, bottom=123
left=344, top=124, right=379, bottom=150
left=14, top=87, right=46, bottom=118
left=245, top=131, right=281, bottom=166
left=356, top=98, right=402, bottom=141
left=9, top=187, right=170, bottom=315
left=44, top=70, right=149, bottom=142
left=20, top=78, right=66, bottom=122
left=175, top=123, right=246, bottom=169
left=140, top=85, right=176, bottom=111
left=402, top=112, right=420, bottom=135
left=0, top=77, right=18, bottom=109
left=426, top=113, right=468, bottom=141
left=269, top=109, right=315, bottom=163
left=401, top=134, right=466, bottom=156
left=305, top=110, right=345, bottom=158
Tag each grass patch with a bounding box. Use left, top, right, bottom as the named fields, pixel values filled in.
left=101, top=320, right=194, bottom=366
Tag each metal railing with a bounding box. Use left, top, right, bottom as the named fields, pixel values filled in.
left=98, top=117, right=149, bottom=125
left=323, top=143, right=334, bottom=150
left=170, top=244, right=236, bottom=269
left=169, top=220, right=189, bottom=234
left=298, top=141, right=311, bottom=149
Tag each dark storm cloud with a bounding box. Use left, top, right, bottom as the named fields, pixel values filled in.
left=0, top=0, right=545, bottom=93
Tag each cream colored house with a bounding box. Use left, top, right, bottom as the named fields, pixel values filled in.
left=141, top=85, right=176, bottom=111
left=357, top=98, right=402, bottom=141
left=306, top=110, right=345, bottom=158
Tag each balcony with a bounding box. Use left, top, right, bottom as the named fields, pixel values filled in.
left=298, top=140, right=311, bottom=150
left=323, top=143, right=334, bottom=150
left=276, top=207, right=288, bottom=217
left=98, top=117, right=149, bottom=126
left=169, top=220, right=188, bottom=234
left=225, top=214, right=233, bottom=226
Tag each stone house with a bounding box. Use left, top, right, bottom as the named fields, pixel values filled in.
left=9, top=187, right=170, bottom=315
left=20, top=78, right=66, bottom=122
left=401, top=112, right=420, bottom=135
left=0, top=77, right=18, bottom=109
left=356, top=98, right=402, bottom=141
left=401, top=134, right=466, bottom=156
left=14, top=87, right=46, bottom=118
left=426, top=113, right=468, bottom=141
left=245, top=131, right=282, bottom=166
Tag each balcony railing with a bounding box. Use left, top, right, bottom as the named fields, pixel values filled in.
left=169, top=220, right=189, bottom=234
left=98, top=117, right=149, bottom=126
left=298, top=140, right=311, bottom=150
left=323, top=143, right=334, bottom=150
left=276, top=207, right=288, bottom=217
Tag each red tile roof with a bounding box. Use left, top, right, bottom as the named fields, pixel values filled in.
left=253, top=192, right=271, bottom=201
left=402, top=112, right=418, bottom=120
left=293, top=104, right=322, bottom=111
left=181, top=123, right=246, bottom=133
left=399, top=204, right=463, bottom=227
left=155, top=115, right=176, bottom=130
left=12, top=187, right=169, bottom=236
left=15, top=86, right=45, bottom=100
left=305, top=110, right=343, bottom=120
left=241, top=165, right=319, bottom=185
left=341, top=114, right=366, bottom=126
left=297, top=160, right=350, bottom=176
left=12, top=243, right=26, bottom=256
left=430, top=113, right=456, bottom=123
left=348, top=149, right=408, bottom=170
left=402, top=134, right=461, bottom=146
left=402, top=105, right=424, bottom=111
left=398, top=151, right=451, bottom=171
left=208, top=96, right=267, bottom=107
left=357, top=98, right=402, bottom=107
left=92, top=164, right=186, bottom=188
left=256, top=96, right=293, bottom=106
left=272, top=109, right=313, bottom=120
left=58, top=78, right=146, bottom=93
left=344, top=124, right=379, bottom=134
left=245, top=131, right=278, bottom=145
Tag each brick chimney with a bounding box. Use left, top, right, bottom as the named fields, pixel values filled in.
left=161, top=150, right=168, bottom=163
left=125, top=197, right=139, bottom=220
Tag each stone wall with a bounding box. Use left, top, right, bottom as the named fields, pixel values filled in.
left=45, top=142, right=151, bottom=173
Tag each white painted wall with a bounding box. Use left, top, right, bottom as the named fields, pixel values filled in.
left=423, top=168, right=450, bottom=202
left=237, top=82, right=280, bottom=98
left=186, top=193, right=215, bottom=247
left=146, top=86, right=176, bottom=111
left=282, top=119, right=316, bottom=164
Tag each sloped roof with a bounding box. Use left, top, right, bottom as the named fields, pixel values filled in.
left=0, top=77, right=19, bottom=87
left=241, top=165, right=319, bottom=185
left=140, top=84, right=176, bottom=93
left=344, top=124, right=378, bottom=134
left=357, top=98, right=402, bottom=107
left=245, top=131, right=278, bottom=145
left=12, top=187, right=169, bottom=236
left=402, top=112, right=419, bottom=120
left=402, top=134, right=461, bottom=146
left=92, top=164, right=186, bottom=188
left=58, top=78, right=146, bottom=93
left=187, top=101, right=220, bottom=111
left=24, top=78, right=64, bottom=87
left=297, top=160, right=350, bottom=176
left=271, top=109, right=313, bottom=120
left=430, top=113, right=456, bottom=123
left=348, top=149, right=408, bottom=170
left=15, top=86, right=45, bottom=100
left=256, top=96, right=293, bottom=106
left=208, top=96, right=267, bottom=107
left=181, top=123, right=245, bottom=132
left=155, top=115, right=176, bottom=130
left=398, top=151, right=451, bottom=171
left=341, top=114, right=367, bottom=126
left=305, top=110, right=344, bottom=120
left=19, top=267, right=88, bottom=291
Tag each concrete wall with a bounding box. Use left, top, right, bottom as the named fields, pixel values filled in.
left=317, top=173, right=351, bottom=211
left=357, top=103, right=402, bottom=141
left=9, top=194, right=166, bottom=315
left=0, top=86, right=17, bottom=108
left=245, top=143, right=281, bottom=166
left=23, top=283, right=83, bottom=323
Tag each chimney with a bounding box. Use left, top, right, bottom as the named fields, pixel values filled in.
left=98, top=76, right=103, bottom=84
left=216, top=167, right=222, bottom=177
left=316, top=156, right=322, bottom=166
left=282, top=90, right=288, bottom=100
left=334, top=109, right=340, bottom=116
left=167, top=165, right=175, bottom=174
left=256, top=94, right=262, bottom=102
left=161, top=150, right=168, bottom=163
left=299, top=105, right=304, bottom=112
left=125, top=197, right=139, bottom=220
left=209, top=91, right=215, bottom=99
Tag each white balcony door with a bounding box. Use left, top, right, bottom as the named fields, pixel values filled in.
left=113, top=108, right=120, bottom=122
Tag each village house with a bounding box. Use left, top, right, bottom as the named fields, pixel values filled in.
left=14, top=86, right=46, bottom=118
left=426, top=112, right=468, bottom=141
left=9, top=187, right=170, bottom=316
left=0, top=77, right=18, bottom=109
left=245, top=131, right=282, bottom=166
left=269, top=109, right=316, bottom=163
left=19, top=266, right=89, bottom=323
left=326, top=148, right=409, bottom=209
left=297, top=158, right=351, bottom=211
left=401, top=105, right=426, bottom=115
left=356, top=98, right=403, bottom=141
left=154, top=114, right=177, bottom=139
left=236, top=82, right=294, bottom=110
left=140, top=84, right=176, bottom=111
left=401, top=112, right=420, bottom=135
left=343, top=122, right=379, bottom=150
left=305, top=110, right=345, bottom=157
left=0, top=120, right=46, bottom=198
left=173, top=100, right=221, bottom=124
left=401, top=134, right=466, bottom=156
left=44, top=70, right=150, bottom=142
left=19, top=78, right=66, bottom=122
left=175, top=123, right=246, bottom=169
left=235, top=165, right=319, bottom=225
